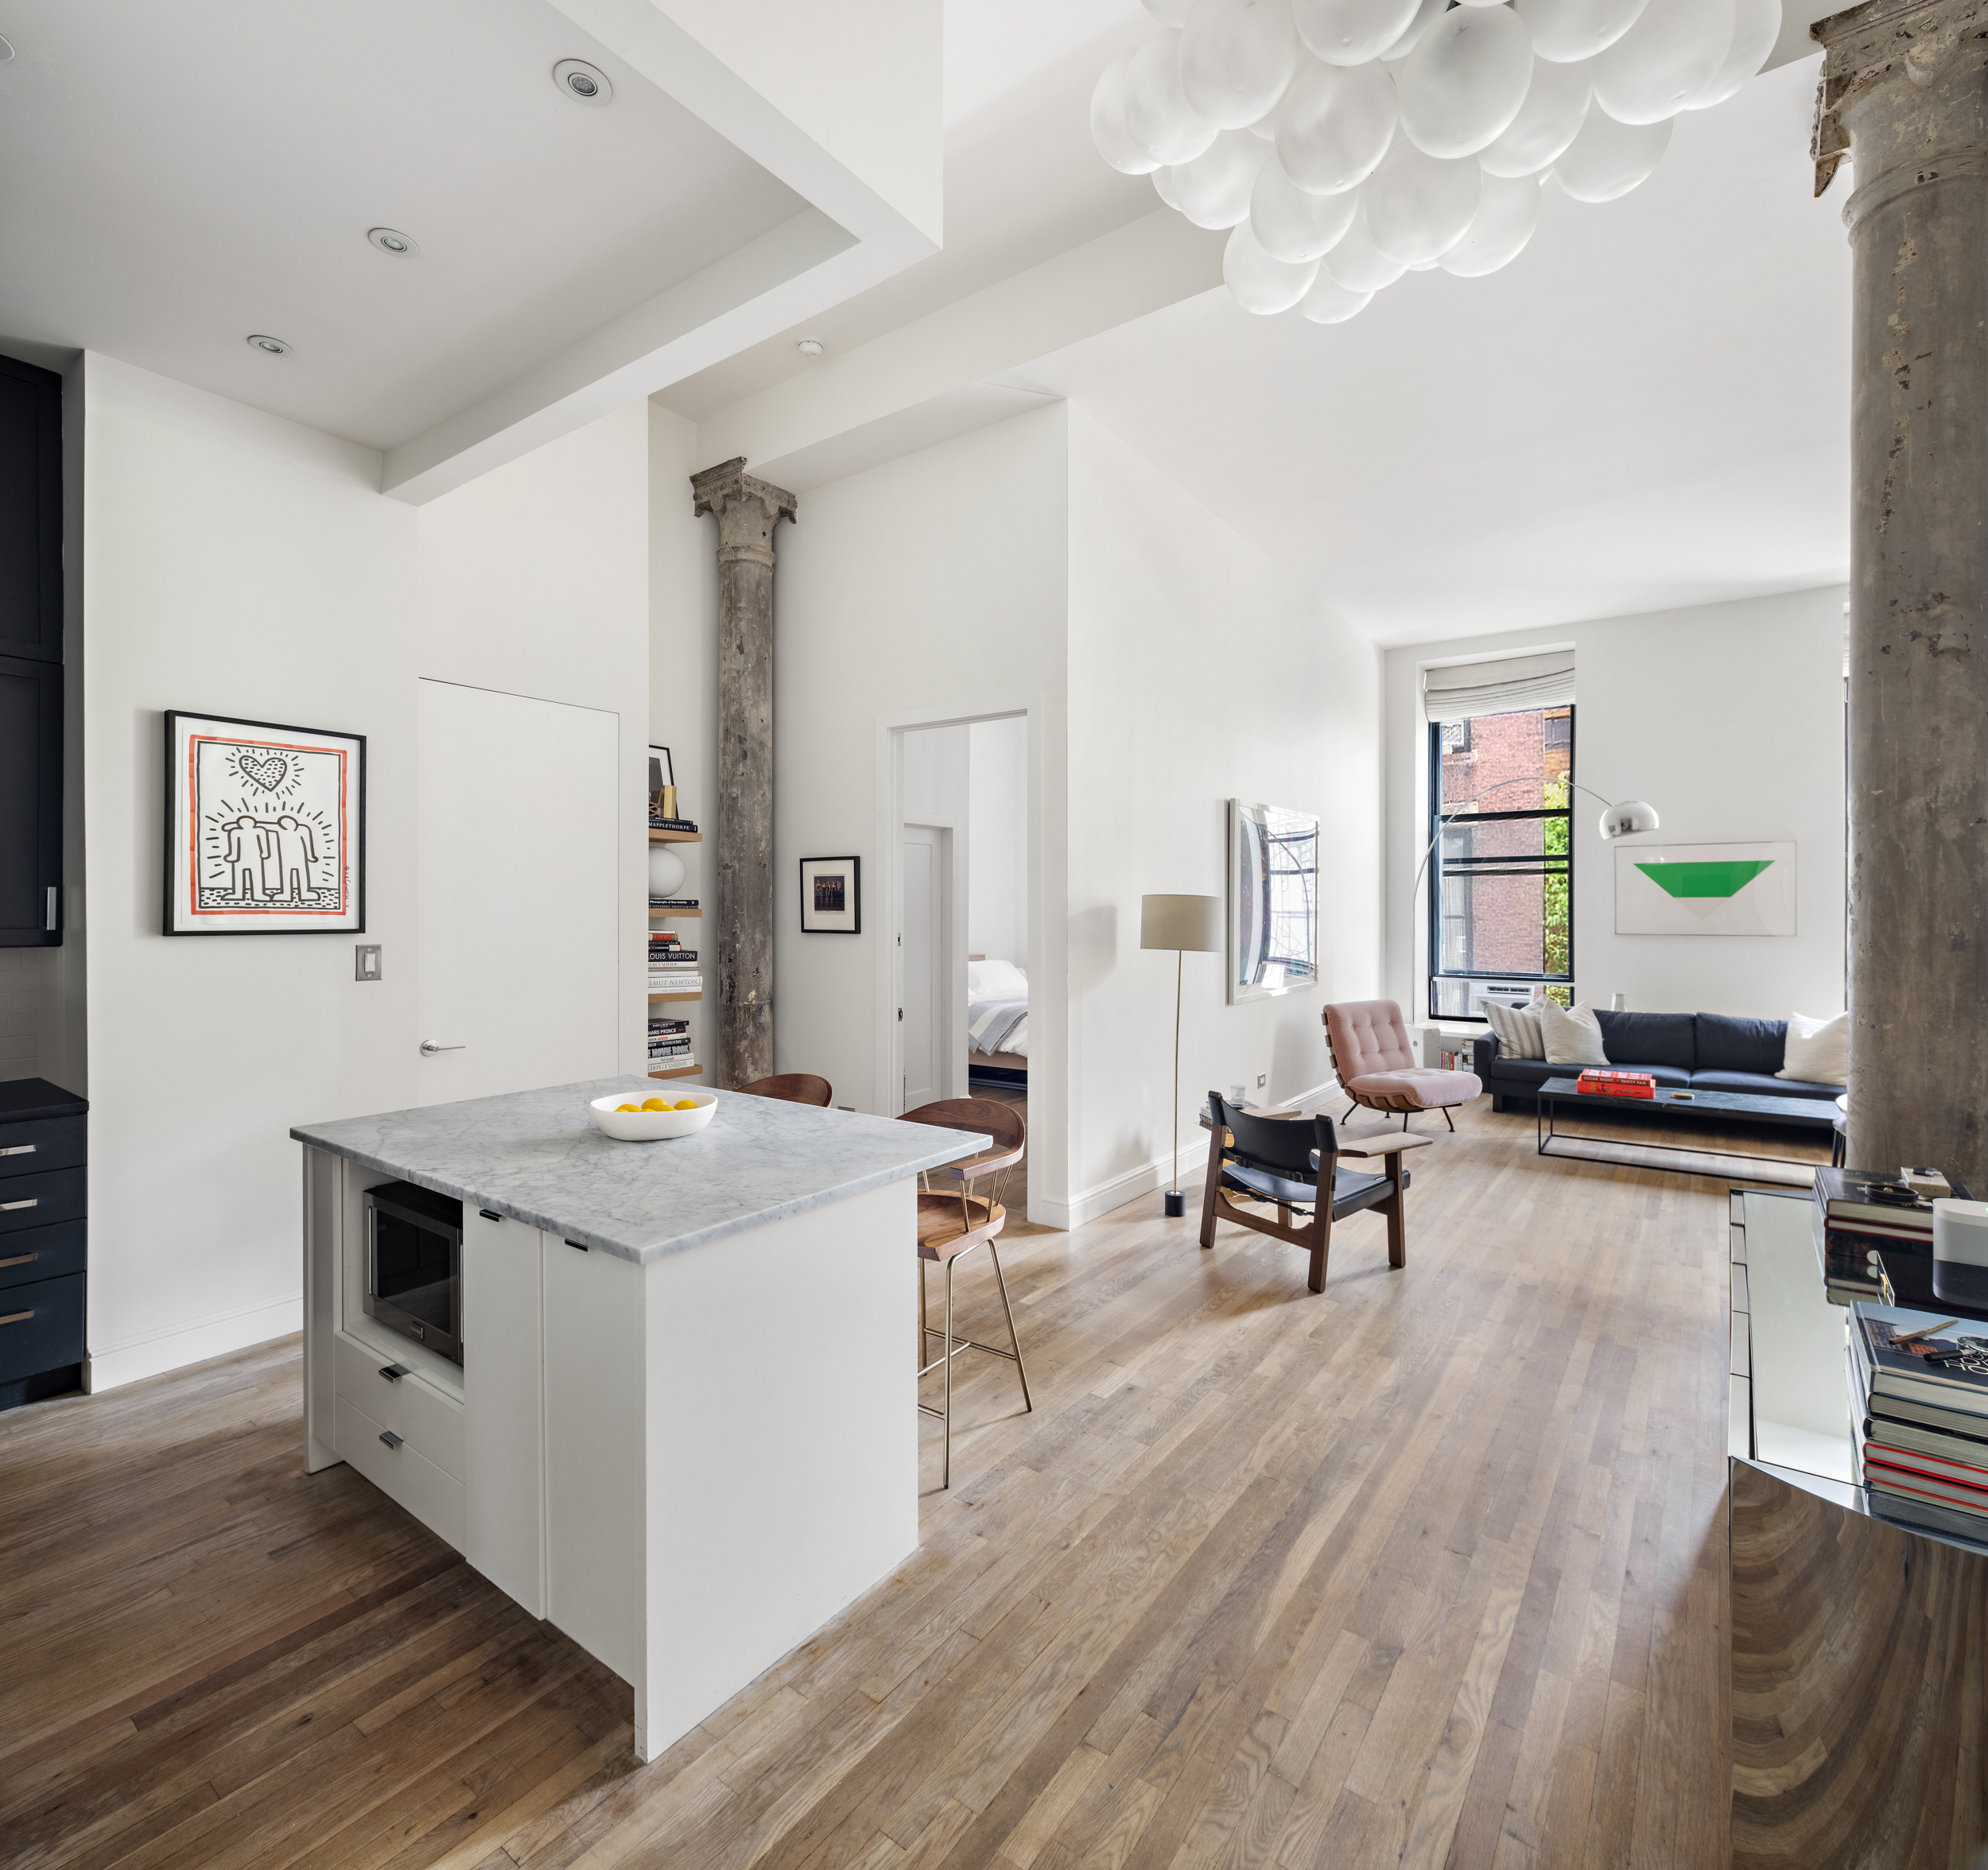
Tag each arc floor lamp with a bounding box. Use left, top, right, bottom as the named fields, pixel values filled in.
left=1142, top=893, right=1224, bottom=1219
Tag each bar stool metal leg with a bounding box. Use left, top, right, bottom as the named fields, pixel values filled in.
left=942, top=1257, right=955, bottom=1490
left=987, top=1240, right=1032, bottom=1413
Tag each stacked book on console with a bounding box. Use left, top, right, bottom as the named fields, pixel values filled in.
left=1574, top=1069, right=1656, bottom=1099
left=648, top=933, right=701, bottom=996
left=1850, top=1302, right=1988, bottom=1530
left=1811, top=1167, right=1961, bottom=1305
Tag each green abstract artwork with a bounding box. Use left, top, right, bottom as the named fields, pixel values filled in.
left=1633, top=859, right=1774, bottom=900
left=1616, top=842, right=1796, bottom=935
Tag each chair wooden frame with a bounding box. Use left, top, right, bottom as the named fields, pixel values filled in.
left=733, top=1073, right=833, bottom=1107
left=1198, top=1094, right=1431, bottom=1293
left=899, top=1098, right=1032, bottom=1490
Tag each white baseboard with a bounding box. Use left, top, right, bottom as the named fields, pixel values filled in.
left=87, top=1292, right=302, bottom=1394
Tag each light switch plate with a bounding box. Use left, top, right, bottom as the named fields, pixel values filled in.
left=1256, top=1073, right=1267, bottom=1088
left=354, top=944, right=382, bottom=982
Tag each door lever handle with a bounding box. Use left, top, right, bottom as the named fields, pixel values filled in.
left=419, top=1040, right=464, bottom=1056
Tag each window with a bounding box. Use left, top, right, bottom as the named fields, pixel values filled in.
left=1427, top=704, right=1573, bottom=1020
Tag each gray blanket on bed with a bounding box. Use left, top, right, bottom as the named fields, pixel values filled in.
left=969, top=995, right=1028, bottom=1057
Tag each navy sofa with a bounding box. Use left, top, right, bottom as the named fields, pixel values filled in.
left=1471, top=1011, right=1846, bottom=1115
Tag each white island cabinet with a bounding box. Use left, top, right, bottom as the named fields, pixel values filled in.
left=293, top=1080, right=981, bottom=1763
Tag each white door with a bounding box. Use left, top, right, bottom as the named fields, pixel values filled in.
left=417, top=680, right=619, bottom=1104
left=899, top=824, right=943, bottom=1113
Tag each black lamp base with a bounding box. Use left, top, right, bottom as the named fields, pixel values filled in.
left=1163, top=1190, right=1186, bottom=1218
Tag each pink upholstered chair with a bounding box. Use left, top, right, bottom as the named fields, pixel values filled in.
left=1323, top=999, right=1481, bottom=1131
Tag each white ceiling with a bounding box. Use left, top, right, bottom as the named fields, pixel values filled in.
left=0, top=0, right=807, bottom=451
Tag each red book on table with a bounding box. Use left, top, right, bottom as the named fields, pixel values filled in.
left=1576, top=1069, right=1656, bottom=1100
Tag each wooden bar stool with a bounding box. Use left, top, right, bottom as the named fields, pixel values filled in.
left=899, top=1098, right=1031, bottom=1490
left=733, top=1073, right=833, bottom=1107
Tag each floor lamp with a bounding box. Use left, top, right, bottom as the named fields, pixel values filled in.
left=1141, top=894, right=1224, bottom=1219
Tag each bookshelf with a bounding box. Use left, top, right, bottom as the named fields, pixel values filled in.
left=648, top=826, right=704, bottom=1080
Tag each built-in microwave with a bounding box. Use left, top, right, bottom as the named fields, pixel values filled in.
left=363, top=1181, right=464, bottom=1366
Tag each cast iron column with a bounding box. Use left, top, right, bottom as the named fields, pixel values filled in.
left=691, top=457, right=796, bottom=1089
left=1814, top=0, right=1988, bottom=1188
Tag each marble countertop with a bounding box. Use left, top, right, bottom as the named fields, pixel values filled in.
left=291, top=1079, right=986, bottom=1265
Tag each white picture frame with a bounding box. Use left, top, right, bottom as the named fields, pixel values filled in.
left=1228, top=799, right=1320, bottom=1004
left=1613, top=840, right=1796, bottom=936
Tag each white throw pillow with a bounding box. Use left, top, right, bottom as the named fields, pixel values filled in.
left=1483, top=1003, right=1544, bottom=1060
left=968, top=957, right=1028, bottom=1001
left=1778, top=1010, right=1849, bottom=1085
left=1541, top=1000, right=1609, bottom=1068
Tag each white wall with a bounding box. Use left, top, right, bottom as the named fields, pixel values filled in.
left=968, top=716, right=1027, bottom=969
left=1065, top=409, right=1382, bottom=1224
left=1383, top=586, right=1849, bottom=1026
left=81, top=354, right=421, bottom=1389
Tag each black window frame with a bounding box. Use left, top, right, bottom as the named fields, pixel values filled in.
left=1427, top=706, right=1574, bottom=1023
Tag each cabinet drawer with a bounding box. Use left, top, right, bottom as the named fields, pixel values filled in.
left=0, top=1117, right=84, bottom=1181
left=0, top=1219, right=84, bottom=1292
left=333, top=1332, right=464, bottom=1481
left=0, top=1167, right=84, bottom=1235
left=334, top=1394, right=466, bottom=1550
left=0, top=1271, right=84, bottom=1384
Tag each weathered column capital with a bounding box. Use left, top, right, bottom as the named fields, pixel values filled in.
left=1811, top=0, right=1988, bottom=204
left=690, top=457, right=797, bottom=569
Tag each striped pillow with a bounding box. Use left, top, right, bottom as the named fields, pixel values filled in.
left=1483, top=1002, right=1545, bottom=1059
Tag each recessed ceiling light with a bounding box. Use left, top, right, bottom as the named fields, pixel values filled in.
left=247, top=334, right=292, bottom=357
left=553, top=59, right=612, bottom=105
left=367, top=227, right=419, bottom=257
left=797, top=337, right=825, bottom=358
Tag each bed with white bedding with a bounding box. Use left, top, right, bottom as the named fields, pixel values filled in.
left=968, top=956, right=1028, bottom=1080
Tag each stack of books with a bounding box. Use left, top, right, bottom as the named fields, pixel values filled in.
left=1850, top=1303, right=1988, bottom=1529
left=1812, top=1167, right=1959, bottom=1305
left=648, top=1015, right=693, bottom=1073
left=649, top=895, right=699, bottom=910
left=1574, top=1068, right=1656, bottom=1099
left=648, top=933, right=701, bottom=996
left=649, top=814, right=700, bottom=834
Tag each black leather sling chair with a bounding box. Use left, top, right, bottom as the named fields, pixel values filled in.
left=1198, top=1093, right=1430, bottom=1293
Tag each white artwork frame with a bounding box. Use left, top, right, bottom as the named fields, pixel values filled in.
left=1613, top=840, right=1796, bottom=937
left=1227, top=799, right=1320, bottom=1004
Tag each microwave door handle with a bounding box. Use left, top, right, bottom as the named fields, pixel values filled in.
left=366, top=1204, right=376, bottom=1297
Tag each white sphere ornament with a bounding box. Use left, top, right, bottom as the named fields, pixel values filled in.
left=1249, top=153, right=1361, bottom=258
left=1478, top=56, right=1591, bottom=176
left=1173, top=130, right=1272, bottom=226
left=1363, top=137, right=1481, bottom=263
left=1223, top=222, right=1322, bottom=311
left=647, top=845, right=688, bottom=900
left=1399, top=6, right=1535, bottom=158
left=1293, top=0, right=1420, bottom=68
left=1552, top=103, right=1671, bottom=199
left=1182, top=0, right=1303, bottom=127
left=1126, top=30, right=1221, bottom=164
left=1300, top=270, right=1374, bottom=322
left=1382, top=0, right=1450, bottom=62
left=1275, top=58, right=1398, bottom=195
left=1153, top=164, right=1186, bottom=210
left=1515, top=0, right=1650, bottom=62
left=1590, top=0, right=1734, bottom=123
left=1093, top=53, right=1163, bottom=175
left=1143, top=0, right=1195, bottom=22
left=1323, top=205, right=1408, bottom=290
left=1685, top=0, right=1776, bottom=107
left=1439, top=171, right=1542, bottom=273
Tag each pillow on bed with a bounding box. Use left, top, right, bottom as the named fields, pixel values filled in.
left=969, top=957, right=1027, bottom=1000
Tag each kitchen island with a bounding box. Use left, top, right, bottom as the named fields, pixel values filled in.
left=292, top=1079, right=983, bottom=1763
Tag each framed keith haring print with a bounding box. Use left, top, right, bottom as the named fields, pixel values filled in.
left=163, top=712, right=367, bottom=935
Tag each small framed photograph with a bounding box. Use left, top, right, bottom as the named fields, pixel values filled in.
left=164, top=710, right=366, bottom=935
left=647, top=746, right=674, bottom=793
left=800, top=855, right=860, bottom=933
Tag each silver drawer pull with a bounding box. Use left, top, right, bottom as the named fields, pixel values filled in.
left=0, top=1252, right=35, bottom=1270
left=0, top=1144, right=35, bottom=1156
left=379, top=1363, right=410, bottom=1383
left=0, top=1200, right=37, bottom=1212
left=379, top=1430, right=403, bottom=1449
left=0, top=1309, right=32, bottom=1326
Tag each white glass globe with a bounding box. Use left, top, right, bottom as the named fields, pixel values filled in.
left=1093, top=53, right=1163, bottom=175
left=1153, top=164, right=1186, bottom=209
left=1590, top=0, right=1734, bottom=123
left=1552, top=103, right=1671, bottom=199
left=1250, top=153, right=1361, bottom=257
left=1381, top=0, right=1450, bottom=61
left=1293, top=0, right=1420, bottom=68
left=1323, top=204, right=1408, bottom=290
left=1224, top=222, right=1322, bottom=311
left=1300, top=271, right=1374, bottom=321
left=647, top=845, right=688, bottom=899
left=1478, top=56, right=1591, bottom=176
left=1514, top=0, right=1650, bottom=62
left=1399, top=6, right=1535, bottom=158
left=1182, top=0, right=1303, bottom=126
left=1173, top=129, right=1272, bottom=227
left=1439, top=171, right=1542, bottom=272
left=1275, top=58, right=1398, bottom=194
left=1363, top=137, right=1481, bottom=263
left=1143, top=0, right=1195, bottom=22
left=1126, top=30, right=1221, bottom=163
left=1684, top=0, right=1776, bottom=107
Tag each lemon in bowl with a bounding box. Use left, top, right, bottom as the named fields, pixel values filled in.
left=590, top=1090, right=718, bottom=1142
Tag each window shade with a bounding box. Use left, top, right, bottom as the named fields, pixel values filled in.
left=1421, top=649, right=1574, bottom=722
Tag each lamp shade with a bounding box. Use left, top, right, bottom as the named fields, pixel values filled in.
left=1597, top=799, right=1660, bottom=840
left=1141, top=893, right=1224, bottom=952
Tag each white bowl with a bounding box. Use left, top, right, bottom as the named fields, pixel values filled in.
left=589, top=1090, right=717, bottom=1142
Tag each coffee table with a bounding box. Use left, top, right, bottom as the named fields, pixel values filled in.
left=1536, top=1076, right=1835, bottom=1181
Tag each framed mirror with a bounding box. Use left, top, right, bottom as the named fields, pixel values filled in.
left=1227, top=800, right=1319, bottom=1004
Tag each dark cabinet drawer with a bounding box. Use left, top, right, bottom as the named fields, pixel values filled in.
left=0, top=1218, right=83, bottom=1291
left=0, top=1271, right=83, bottom=1383
left=0, top=1115, right=84, bottom=1180
left=0, top=1166, right=83, bottom=1234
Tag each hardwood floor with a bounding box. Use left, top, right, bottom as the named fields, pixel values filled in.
left=0, top=1096, right=1790, bottom=1870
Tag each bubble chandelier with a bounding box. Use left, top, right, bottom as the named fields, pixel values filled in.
left=1093, top=0, right=1778, bottom=323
